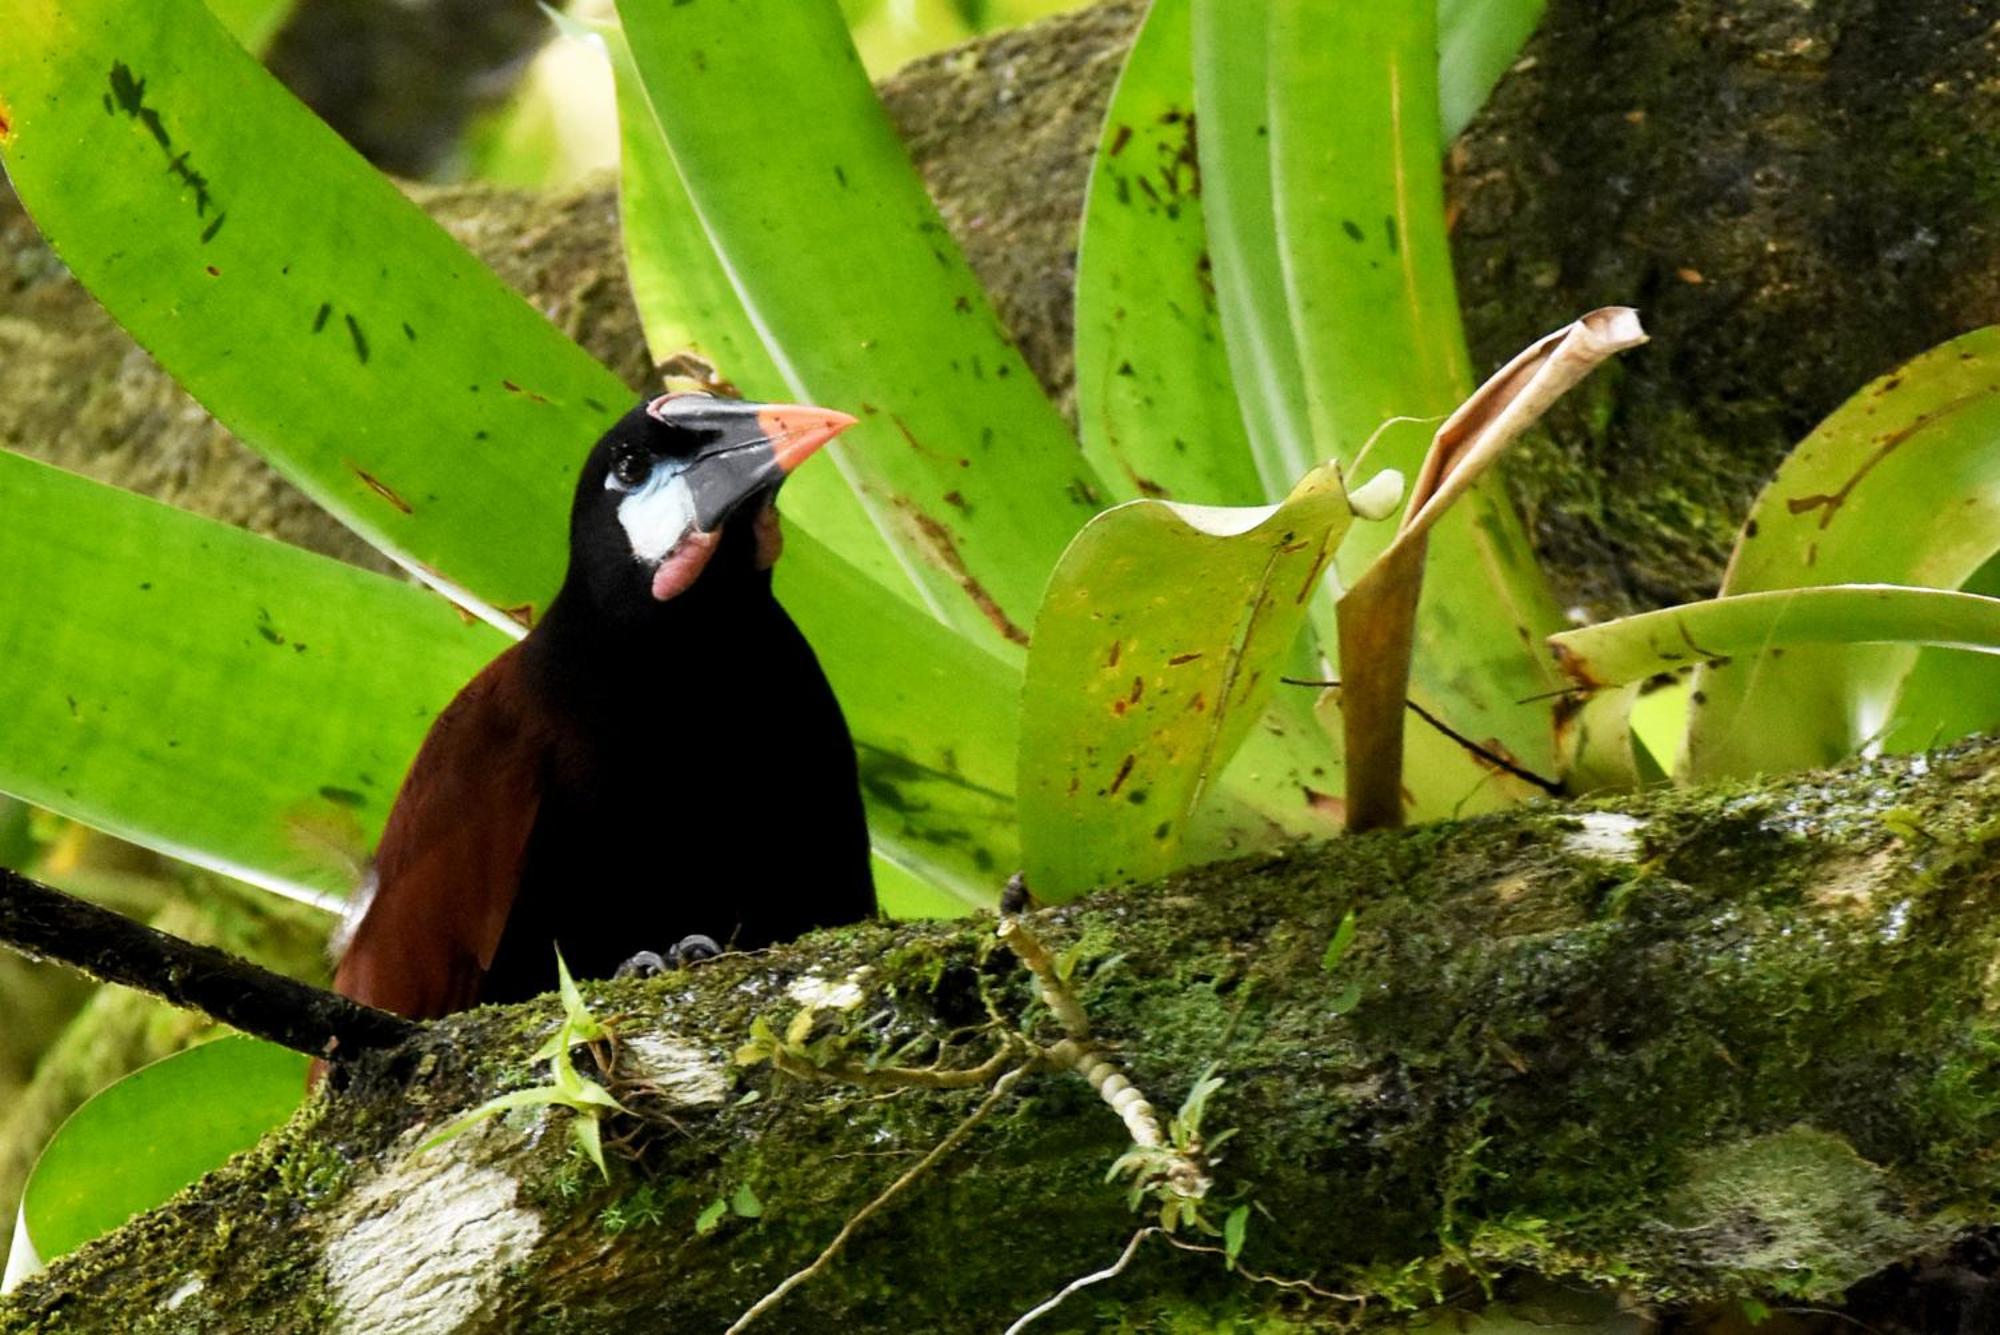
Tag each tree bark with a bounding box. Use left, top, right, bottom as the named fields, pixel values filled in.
left=2, top=737, right=1997, bottom=1332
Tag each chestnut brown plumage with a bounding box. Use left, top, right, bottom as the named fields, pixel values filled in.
left=333, top=394, right=875, bottom=1021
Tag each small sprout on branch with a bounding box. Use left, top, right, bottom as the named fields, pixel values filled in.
left=694, top=1197, right=728, bottom=1236
left=1224, top=1205, right=1251, bottom=1269
left=420, top=949, right=627, bottom=1179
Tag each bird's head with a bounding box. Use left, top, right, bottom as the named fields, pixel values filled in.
left=564, top=391, right=855, bottom=617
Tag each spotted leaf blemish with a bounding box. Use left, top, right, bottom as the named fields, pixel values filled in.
left=345, top=313, right=369, bottom=364
left=350, top=466, right=413, bottom=514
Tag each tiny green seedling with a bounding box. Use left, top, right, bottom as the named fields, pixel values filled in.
left=419, top=949, right=627, bottom=1178
left=1107, top=1063, right=1236, bottom=1234
left=1321, top=909, right=1364, bottom=1015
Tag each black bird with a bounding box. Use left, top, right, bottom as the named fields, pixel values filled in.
left=333, top=393, right=876, bottom=1020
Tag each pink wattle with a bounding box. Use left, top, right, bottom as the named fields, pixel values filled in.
left=651, top=528, right=722, bottom=601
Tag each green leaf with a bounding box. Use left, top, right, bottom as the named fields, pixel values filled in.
left=601, top=18, right=914, bottom=601
left=0, top=0, right=630, bottom=629
left=1550, top=586, right=2000, bottom=689
left=730, top=1182, right=764, bottom=1219
left=1877, top=553, right=2000, bottom=754
left=1438, top=0, right=1546, bottom=140
left=1682, top=328, right=2000, bottom=778
left=775, top=534, right=1021, bottom=908
left=1018, top=464, right=1359, bottom=899
left=202, top=0, right=298, bottom=53
left=11, top=1038, right=306, bottom=1281
left=418, top=1086, right=572, bottom=1155
left=0, top=451, right=499, bottom=903
left=1191, top=0, right=1313, bottom=492
left=1074, top=0, right=1262, bottom=507
left=1202, top=0, right=1567, bottom=818
left=694, top=1197, right=728, bottom=1235
left=617, top=0, right=1105, bottom=655
left=1320, top=909, right=1358, bottom=973
left=570, top=1111, right=609, bottom=1180
left=1223, top=1204, right=1250, bottom=1268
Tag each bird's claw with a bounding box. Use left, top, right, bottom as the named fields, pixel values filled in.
left=614, top=949, right=670, bottom=980
left=667, top=933, right=723, bottom=968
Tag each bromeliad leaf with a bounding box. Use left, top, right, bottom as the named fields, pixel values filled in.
left=7, top=1038, right=307, bottom=1286
left=1337, top=308, right=1647, bottom=829
left=1683, top=327, right=2000, bottom=778
left=1549, top=586, right=2000, bottom=688
left=1438, top=0, right=1548, bottom=140
left=1075, top=0, right=1261, bottom=507
left=595, top=16, right=913, bottom=602
left=0, top=451, right=499, bottom=905
left=0, top=0, right=630, bottom=630
left=1018, top=463, right=1376, bottom=899
left=616, top=0, right=1106, bottom=656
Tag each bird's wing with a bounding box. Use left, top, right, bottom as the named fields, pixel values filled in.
left=333, top=644, right=546, bottom=1020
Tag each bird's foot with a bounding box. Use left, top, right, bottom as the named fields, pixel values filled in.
left=612, top=935, right=723, bottom=981
left=667, top=933, right=723, bottom=968
left=613, top=949, right=670, bottom=980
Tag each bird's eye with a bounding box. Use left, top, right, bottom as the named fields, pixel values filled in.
left=610, top=448, right=652, bottom=491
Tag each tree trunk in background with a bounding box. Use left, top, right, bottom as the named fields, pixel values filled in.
left=4, top=0, right=2000, bottom=1326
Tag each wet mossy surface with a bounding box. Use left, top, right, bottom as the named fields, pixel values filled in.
left=1452, top=0, right=2000, bottom=616
left=6, top=738, right=1998, bottom=1332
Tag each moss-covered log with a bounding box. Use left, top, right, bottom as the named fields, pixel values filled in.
left=4, top=738, right=1998, bottom=1332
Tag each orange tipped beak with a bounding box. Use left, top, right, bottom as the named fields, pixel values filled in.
left=758, top=404, right=859, bottom=473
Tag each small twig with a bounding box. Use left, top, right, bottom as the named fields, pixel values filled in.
left=1156, top=1233, right=1364, bottom=1303
left=725, top=1062, right=1034, bottom=1334
left=0, top=865, right=414, bottom=1061
left=995, top=914, right=1091, bottom=1040
left=1003, top=1227, right=1159, bottom=1335
left=1280, top=677, right=1565, bottom=797
left=773, top=1043, right=1021, bottom=1091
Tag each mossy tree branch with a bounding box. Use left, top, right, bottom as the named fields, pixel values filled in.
left=4, top=738, right=1998, bottom=1332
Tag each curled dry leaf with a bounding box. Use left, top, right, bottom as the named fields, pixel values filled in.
left=1337, top=308, right=1649, bottom=831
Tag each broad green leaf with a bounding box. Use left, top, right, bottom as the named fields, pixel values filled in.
left=9, top=1038, right=306, bottom=1285
left=1438, top=0, right=1546, bottom=140
left=599, top=18, right=914, bottom=602
left=1074, top=0, right=1261, bottom=507
left=1191, top=0, right=1313, bottom=494
left=1684, top=328, right=2000, bottom=778
left=1019, top=464, right=1358, bottom=898
left=0, top=450, right=500, bottom=903
left=777, top=534, right=1020, bottom=908
left=0, top=0, right=630, bottom=630
left=1260, top=0, right=1567, bottom=812
left=617, top=0, right=1107, bottom=657
left=203, top=0, right=298, bottom=54
left=1549, top=586, right=2000, bottom=687
left=1877, top=553, right=2000, bottom=754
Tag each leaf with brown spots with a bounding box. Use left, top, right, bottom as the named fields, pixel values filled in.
left=1678, top=326, right=2000, bottom=780
left=1019, top=461, right=1376, bottom=899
